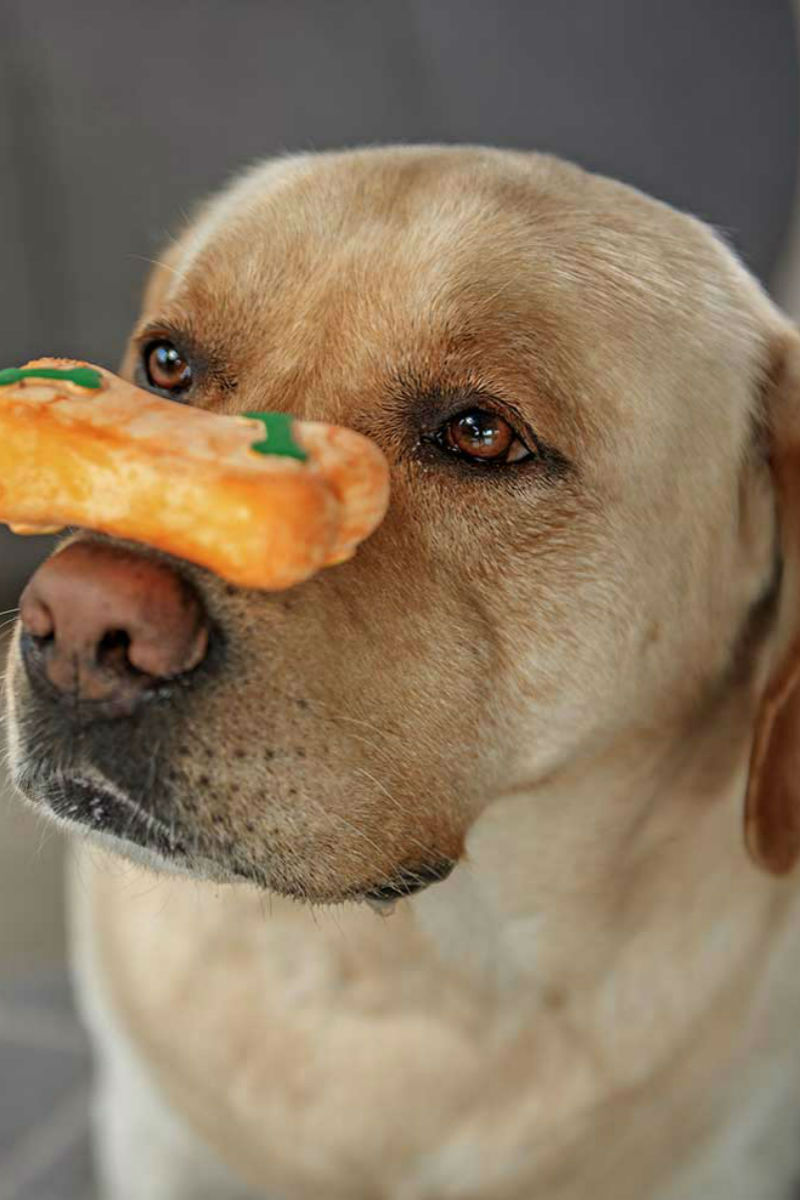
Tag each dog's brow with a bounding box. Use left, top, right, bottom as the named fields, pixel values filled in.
left=134, top=318, right=198, bottom=353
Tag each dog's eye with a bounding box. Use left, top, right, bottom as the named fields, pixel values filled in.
left=437, top=409, right=533, bottom=465
left=142, top=340, right=193, bottom=396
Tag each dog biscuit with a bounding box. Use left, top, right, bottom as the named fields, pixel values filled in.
left=0, top=359, right=389, bottom=589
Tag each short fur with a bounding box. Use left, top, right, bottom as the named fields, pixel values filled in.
left=8, top=145, right=800, bottom=1199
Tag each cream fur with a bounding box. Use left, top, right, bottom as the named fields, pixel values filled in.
left=6, top=145, right=800, bottom=1199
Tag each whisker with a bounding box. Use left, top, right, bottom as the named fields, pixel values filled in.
left=306, top=697, right=398, bottom=742
left=173, top=720, right=218, bottom=763
left=128, top=253, right=189, bottom=285
left=317, top=808, right=387, bottom=877
left=353, top=766, right=444, bottom=864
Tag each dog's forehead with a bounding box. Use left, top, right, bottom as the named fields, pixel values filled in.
left=147, top=148, right=771, bottom=438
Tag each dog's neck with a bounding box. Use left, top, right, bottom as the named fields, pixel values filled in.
left=411, top=683, right=791, bottom=1017
left=404, top=689, right=800, bottom=1123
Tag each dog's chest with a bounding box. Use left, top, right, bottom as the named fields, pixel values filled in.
left=74, top=851, right=800, bottom=1200
left=76, top=852, right=613, bottom=1199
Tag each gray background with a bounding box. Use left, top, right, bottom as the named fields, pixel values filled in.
left=0, top=3, right=798, bottom=1195
left=1, top=0, right=798, bottom=608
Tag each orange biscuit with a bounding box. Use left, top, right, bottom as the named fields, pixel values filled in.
left=0, top=359, right=390, bottom=590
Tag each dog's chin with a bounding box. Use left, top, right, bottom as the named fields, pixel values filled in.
left=12, top=764, right=456, bottom=909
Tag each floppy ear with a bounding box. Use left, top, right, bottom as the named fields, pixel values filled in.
left=745, top=331, right=800, bottom=874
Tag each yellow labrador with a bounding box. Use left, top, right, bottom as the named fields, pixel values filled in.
left=6, top=145, right=800, bottom=1200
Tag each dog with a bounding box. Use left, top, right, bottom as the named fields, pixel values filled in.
left=6, top=144, right=800, bottom=1200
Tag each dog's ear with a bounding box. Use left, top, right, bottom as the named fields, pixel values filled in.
left=745, top=331, right=800, bottom=874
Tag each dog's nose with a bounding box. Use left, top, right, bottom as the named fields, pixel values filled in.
left=19, top=541, right=209, bottom=715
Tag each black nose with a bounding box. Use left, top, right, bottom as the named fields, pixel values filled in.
left=19, top=541, right=209, bottom=718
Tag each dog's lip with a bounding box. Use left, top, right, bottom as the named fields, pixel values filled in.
left=16, top=761, right=457, bottom=905
left=26, top=771, right=187, bottom=856
left=360, top=859, right=456, bottom=912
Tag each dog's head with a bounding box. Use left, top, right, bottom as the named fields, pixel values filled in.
left=6, top=146, right=800, bottom=903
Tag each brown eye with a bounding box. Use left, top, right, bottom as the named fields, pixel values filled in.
left=143, top=340, right=192, bottom=394
left=441, top=409, right=532, bottom=464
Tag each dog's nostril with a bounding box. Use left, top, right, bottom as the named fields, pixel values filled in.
left=97, top=629, right=135, bottom=673
left=19, top=540, right=211, bottom=714
left=29, top=628, right=55, bottom=651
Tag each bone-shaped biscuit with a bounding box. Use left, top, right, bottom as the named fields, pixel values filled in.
left=0, top=359, right=390, bottom=590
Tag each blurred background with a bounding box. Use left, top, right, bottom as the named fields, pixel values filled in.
left=0, top=0, right=799, bottom=1194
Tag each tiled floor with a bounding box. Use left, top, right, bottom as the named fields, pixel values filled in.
left=0, top=970, right=95, bottom=1199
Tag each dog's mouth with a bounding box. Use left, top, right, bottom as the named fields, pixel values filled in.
left=27, top=772, right=190, bottom=862
left=15, top=759, right=456, bottom=909
left=360, top=861, right=456, bottom=914
left=17, top=766, right=249, bottom=884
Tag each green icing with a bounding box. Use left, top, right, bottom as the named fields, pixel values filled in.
left=245, top=411, right=308, bottom=461
left=0, top=365, right=103, bottom=389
